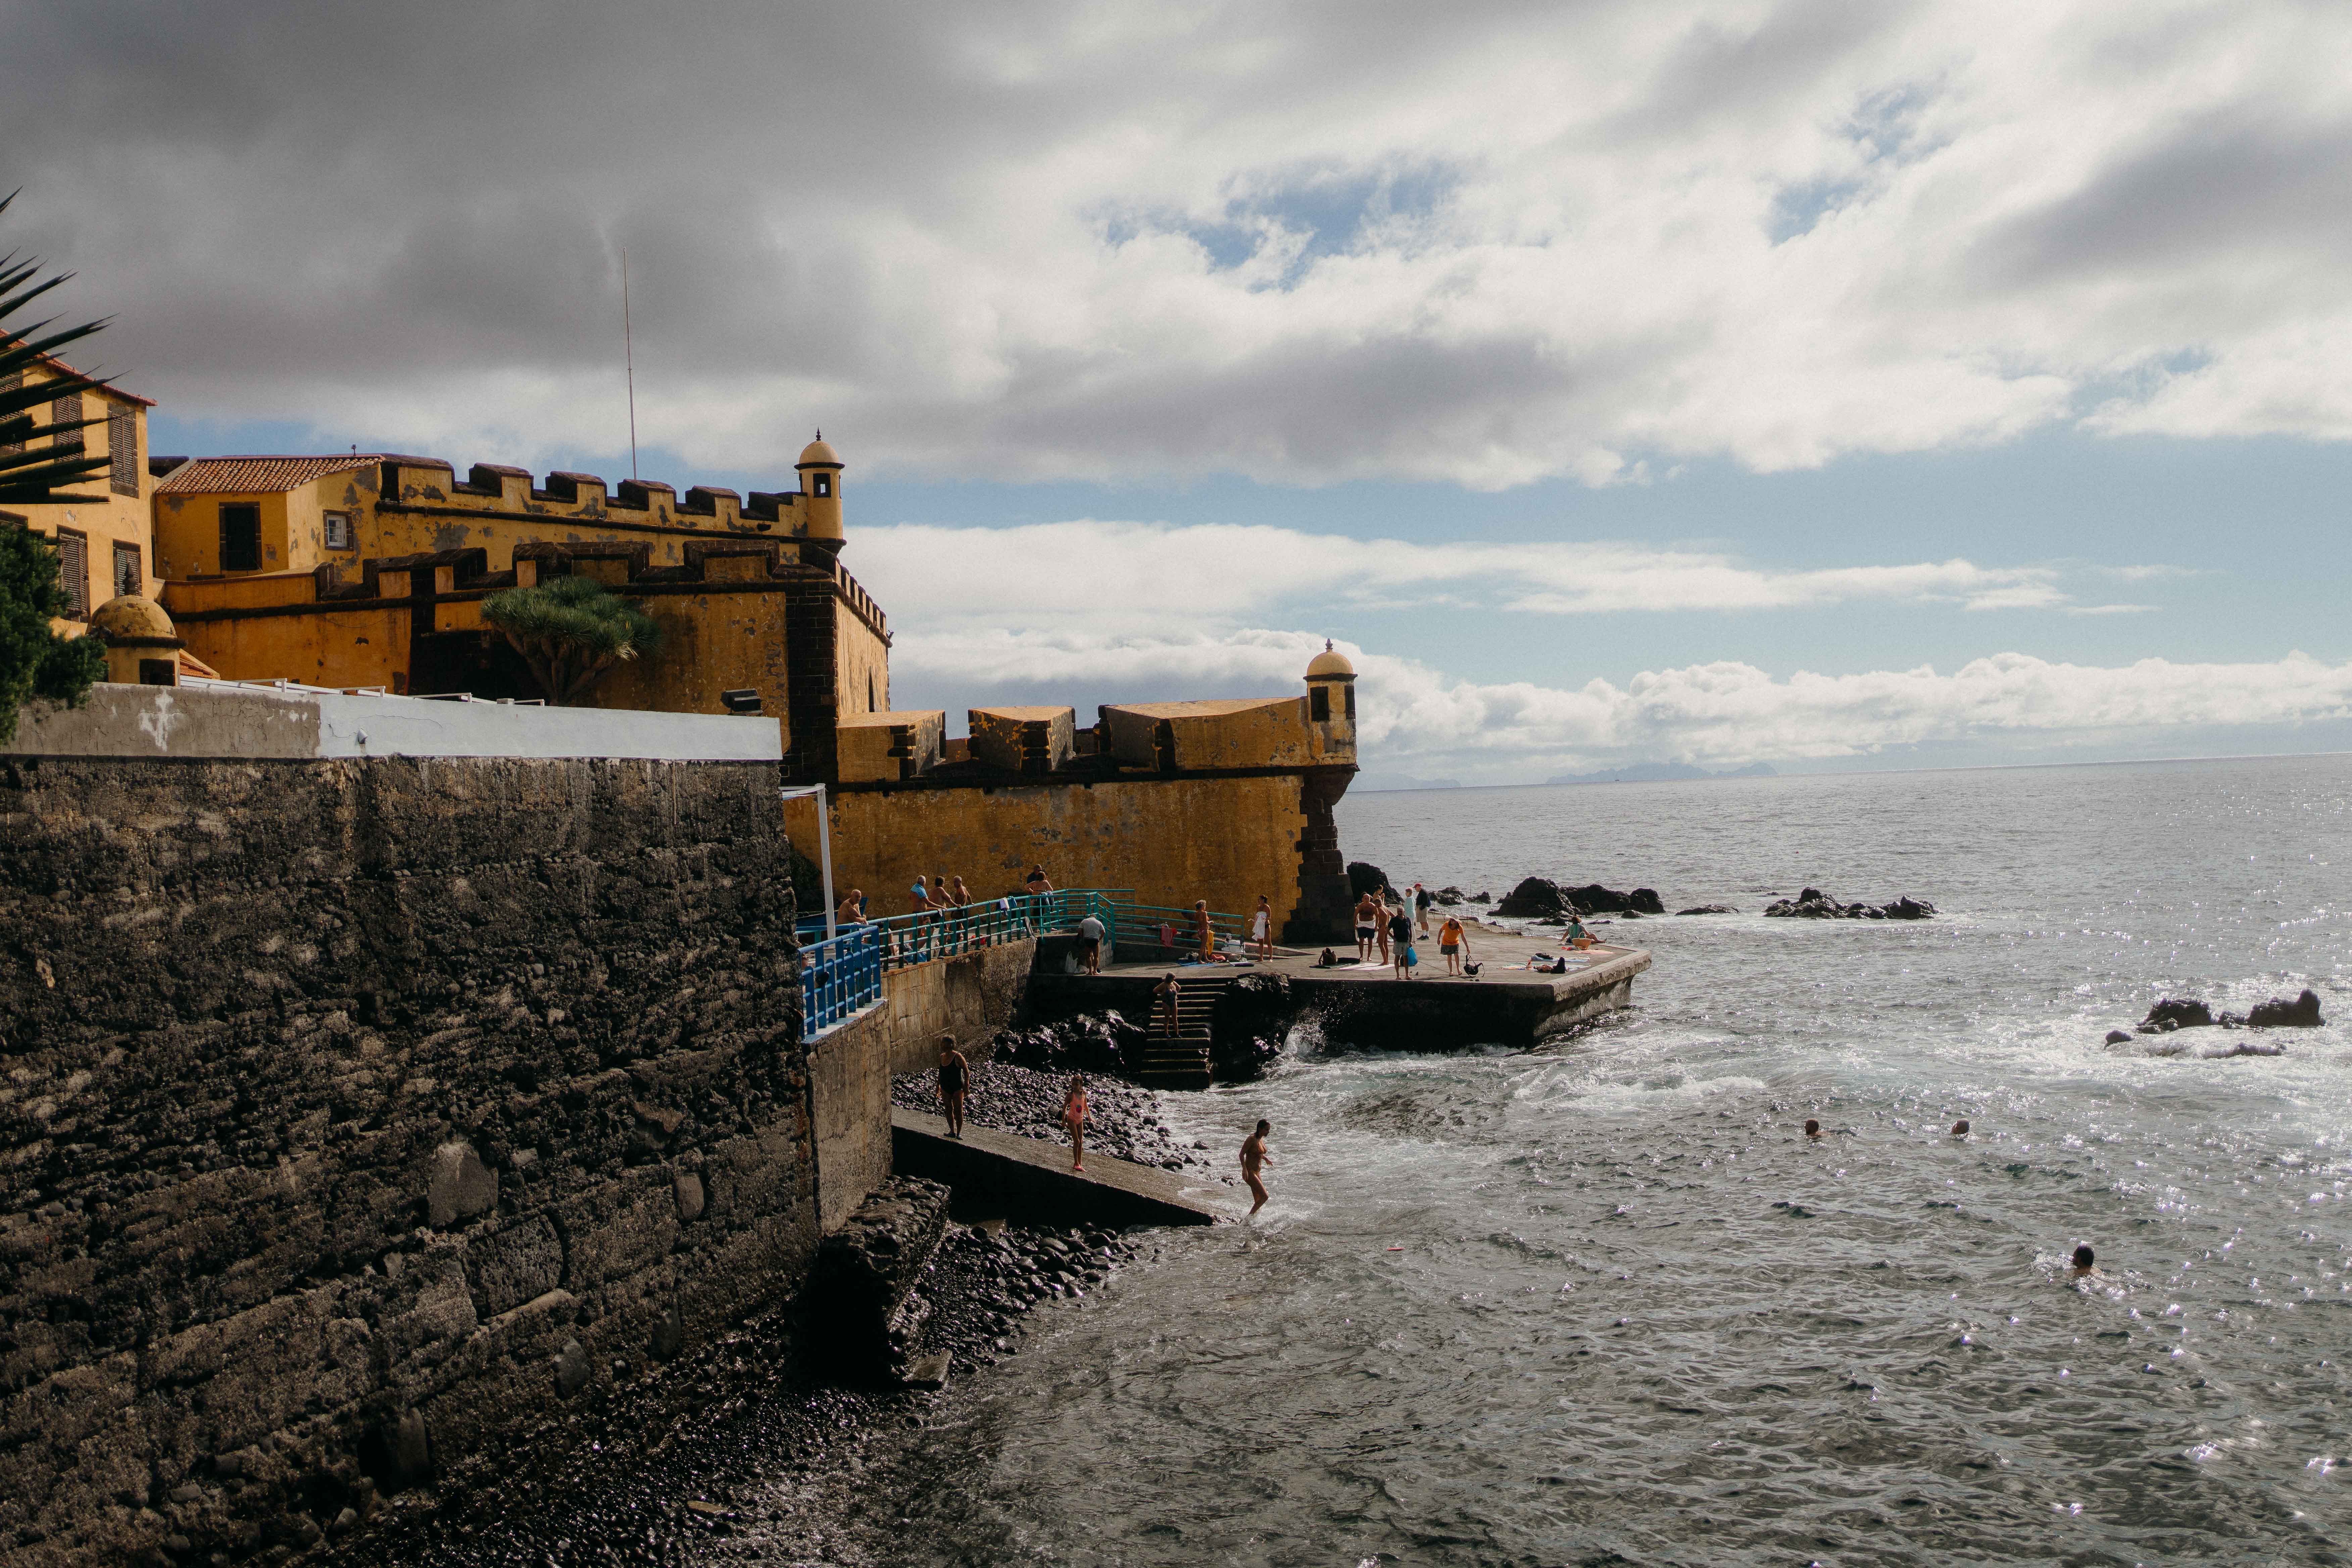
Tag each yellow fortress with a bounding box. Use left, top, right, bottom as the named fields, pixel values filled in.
left=106, top=433, right=1361, bottom=941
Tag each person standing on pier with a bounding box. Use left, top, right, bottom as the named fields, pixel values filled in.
left=1076, top=910, right=1106, bottom=974
left=1439, top=913, right=1469, bottom=976
left=1388, top=903, right=1415, bottom=979
left=1241, top=1120, right=1272, bottom=1217
left=1414, top=883, right=1433, bottom=938
left=1355, top=891, right=1380, bottom=963
left=1193, top=899, right=1215, bottom=962
left=1064, top=1074, right=1090, bottom=1173
left=937, top=1035, right=969, bottom=1139
left=1250, top=894, right=1274, bottom=960
left=1156, top=971, right=1181, bottom=1036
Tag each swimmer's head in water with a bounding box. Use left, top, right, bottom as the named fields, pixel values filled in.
left=1804, top=1119, right=1821, bottom=1138
left=2072, top=1243, right=2095, bottom=1271
left=1951, top=1119, right=1970, bottom=1136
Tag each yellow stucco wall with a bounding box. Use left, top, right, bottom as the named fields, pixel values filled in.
left=12, top=370, right=155, bottom=629
left=836, top=606, right=889, bottom=718
left=807, top=773, right=1318, bottom=932
left=593, top=588, right=797, bottom=732
left=174, top=604, right=412, bottom=691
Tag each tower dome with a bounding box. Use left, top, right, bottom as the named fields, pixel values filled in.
left=1306, top=640, right=1355, bottom=680
left=88, top=594, right=186, bottom=686
left=90, top=594, right=178, bottom=644
left=794, top=429, right=845, bottom=550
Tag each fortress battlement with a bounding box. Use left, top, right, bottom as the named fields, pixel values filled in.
left=380, top=456, right=822, bottom=538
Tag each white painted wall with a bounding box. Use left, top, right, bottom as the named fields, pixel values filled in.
left=8, top=680, right=783, bottom=762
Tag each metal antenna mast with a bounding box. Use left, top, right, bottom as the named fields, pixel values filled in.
left=622, top=247, right=639, bottom=481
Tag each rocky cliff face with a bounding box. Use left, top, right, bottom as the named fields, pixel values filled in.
left=0, top=753, right=813, bottom=1565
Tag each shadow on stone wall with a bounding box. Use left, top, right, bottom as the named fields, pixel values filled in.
left=0, top=753, right=812, bottom=1565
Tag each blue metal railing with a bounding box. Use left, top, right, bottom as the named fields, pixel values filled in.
left=797, top=888, right=1136, bottom=1039
left=800, top=923, right=883, bottom=1037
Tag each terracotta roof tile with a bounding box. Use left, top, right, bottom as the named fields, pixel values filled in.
left=155, top=455, right=386, bottom=495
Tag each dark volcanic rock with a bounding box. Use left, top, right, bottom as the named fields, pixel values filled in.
left=1495, top=876, right=1567, bottom=918
left=2243, top=989, right=2324, bottom=1028
left=1470, top=890, right=1492, bottom=903
left=1346, top=861, right=1390, bottom=899
left=1764, top=888, right=1936, bottom=920
left=1564, top=883, right=1665, bottom=915
left=2104, top=1029, right=2134, bottom=1045
left=1675, top=904, right=1737, bottom=916
left=1210, top=973, right=1293, bottom=1082
left=1433, top=886, right=1466, bottom=906
left=2137, top=998, right=2216, bottom=1033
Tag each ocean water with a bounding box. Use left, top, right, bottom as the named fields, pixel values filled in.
left=894, top=757, right=2352, bottom=1565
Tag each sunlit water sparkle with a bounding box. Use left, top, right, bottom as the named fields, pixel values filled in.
left=888, top=757, right=2352, bottom=1565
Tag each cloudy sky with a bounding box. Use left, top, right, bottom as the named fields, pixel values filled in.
left=14, top=0, right=2352, bottom=783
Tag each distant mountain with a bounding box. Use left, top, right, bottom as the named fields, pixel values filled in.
left=1354, top=773, right=1464, bottom=792
left=1546, top=761, right=1778, bottom=786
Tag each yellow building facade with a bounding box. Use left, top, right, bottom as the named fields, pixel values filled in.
left=121, top=427, right=1359, bottom=939
left=151, top=440, right=883, bottom=782
left=5, top=355, right=158, bottom=630
left=804, top=650, right=1361, bottom=943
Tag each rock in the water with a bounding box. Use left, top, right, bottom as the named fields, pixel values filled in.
left=2104, top=1029, right=2133, bottom=1045
left=1495, top=876, right=1567, bottom=918
left=1470, top=890, right=1492, bottom=903
left=2137, top=998, right=2214, bottom=1033
left=1764, top=888, right=1935, bottom=920
left=1433, top=886, right=1466, bottom=906
left=1675, top=904, right=1737, bottom=916
left=1564, top=883, right=1665, bottom=915
left=2244, top=988, right=2323, bottom=1028
left=1347, top=861, right=1390, bottom=899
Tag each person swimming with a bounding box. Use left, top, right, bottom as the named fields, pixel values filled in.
left=1951, top=1119, right=1971, bottom=1136
left=1804, top=1119, right=1822, bottom=1139
left=2071, top=1243, right=2095, bottom=1275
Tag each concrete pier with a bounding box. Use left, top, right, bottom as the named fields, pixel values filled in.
left=891, top=1109, right=1228, bottom=1226
left=1028, top=917, right=1653, bottom=1051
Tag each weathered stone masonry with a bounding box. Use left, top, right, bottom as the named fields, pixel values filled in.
left=0, top=753, right=813, bottom=1565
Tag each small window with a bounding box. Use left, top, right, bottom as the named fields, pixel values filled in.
left=1344, top=685, right=1356, bottom=720
left=138, top=658, right=177, bottom=687
left=867, top=672, right=876, bottom=712
left=54, top=528, right=89, bottom=618
left=49, top=391, right=83, bottom=454
left=1310, top=685, right=1330, bottom=722
left=113, top=541, right=142, bottom=597
left=323, top=511, right=353, bottom=549
left=108, top=404, right=137, bottom=496
left=813, top=473, right=832, bottom=498
left=219, top=502, right=262, bottom=573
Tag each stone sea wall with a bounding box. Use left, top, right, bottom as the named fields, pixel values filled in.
left=0, top=751, right=813, bottom=1565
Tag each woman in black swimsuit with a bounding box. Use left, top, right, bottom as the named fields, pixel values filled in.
left=937, top=1033, right=969, bottom=1138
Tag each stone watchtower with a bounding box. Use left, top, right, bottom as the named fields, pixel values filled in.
left=1305, top=639, right=1357, bottom=757
left=795, top=434, right=845, bottom=563
left=1287, top=641, right=1362, bottom=943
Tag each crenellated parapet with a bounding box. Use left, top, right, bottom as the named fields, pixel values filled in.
left=377, top=456, right=824, bottom=541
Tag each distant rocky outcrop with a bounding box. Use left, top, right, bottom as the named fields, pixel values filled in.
left=1764, top=888, right=1935, bottom=920
left=1493, top=877, right=1665, bottom=918
left=1675, top=904, right=1737, bottom=916
left=1547, top=761, right=1778, bottom=786
left=1433, top=886, right=1466, bottom=906
left=2235, top=989, right=2324, bottom=1028
left=2136, top=998, right=2215, bottom=1033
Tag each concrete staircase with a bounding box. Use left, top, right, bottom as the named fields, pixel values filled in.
left=1132, top=972, right=1227, bottom=1088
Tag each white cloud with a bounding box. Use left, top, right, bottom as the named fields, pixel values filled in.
left=889, top=625, right=2352, bottom=782
left=13, top=2, right=2352, bottom=485
left=854, top=518, right=2130, bottom=628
